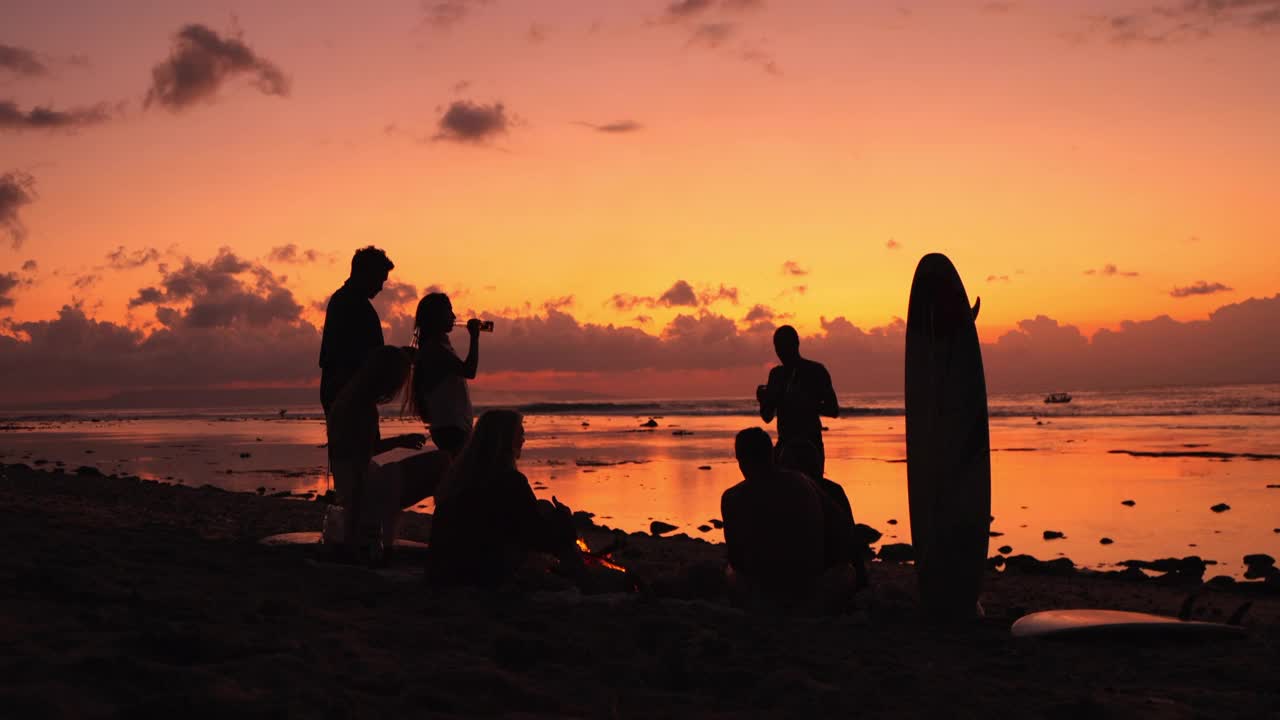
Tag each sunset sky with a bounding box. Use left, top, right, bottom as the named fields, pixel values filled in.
left=2, top=0, right=1279, bottom=404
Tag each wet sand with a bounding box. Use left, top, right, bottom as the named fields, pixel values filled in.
left=2, top=462, right=1278, bottom=718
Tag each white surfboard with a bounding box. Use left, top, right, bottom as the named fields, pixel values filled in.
left=1011, top=609, right=1244, bottom=639
left=259, top=531, right=429, bottom=550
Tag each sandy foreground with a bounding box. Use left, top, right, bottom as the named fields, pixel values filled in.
left=1, top=462, right=1277, bottom=719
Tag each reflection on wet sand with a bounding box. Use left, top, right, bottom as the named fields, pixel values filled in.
left=0, top=413, right=1277, bottom=578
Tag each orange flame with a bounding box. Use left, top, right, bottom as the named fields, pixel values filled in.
left=576, top=537, right=628, bottom=573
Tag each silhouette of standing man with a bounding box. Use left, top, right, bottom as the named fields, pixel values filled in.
left=756, top=325, right=839, bottom=475
left=319, top=246, right=395, bottom=415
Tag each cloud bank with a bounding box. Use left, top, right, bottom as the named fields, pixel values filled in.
left=0, top=100, right=113, bottom=132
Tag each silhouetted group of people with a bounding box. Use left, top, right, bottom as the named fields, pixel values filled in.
left=320, top=246, right=866, bottom=609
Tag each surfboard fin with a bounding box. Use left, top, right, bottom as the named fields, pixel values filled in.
left=1227, top=601, right=1252, bottom=626
left=971, top=297, right=981, bottom=321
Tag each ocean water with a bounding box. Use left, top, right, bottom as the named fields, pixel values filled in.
left=2, top=384, right=1278, bottom=579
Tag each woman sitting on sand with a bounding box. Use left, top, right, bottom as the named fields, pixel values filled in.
left=407, top=292, right=482, bottom=457
left=426, top=409, right=577, bottom=588
left=327, top=345, right=440, bottom=560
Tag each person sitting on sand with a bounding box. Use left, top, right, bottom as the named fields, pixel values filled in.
left=777, top=439, right=869, bottom=591
left=326, top=345, right=435, bottom=561
left=426, top=409, right=577, bottom=588
left=721, top=427, right=827, bottom=611
left=406, top=293, right=482, bottom=457
left=319, top=246, right=395, bottom=415
left=757, top=325, right=839, bottom=477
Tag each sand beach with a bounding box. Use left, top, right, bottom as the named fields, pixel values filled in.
left=2, top=460, right=1278, bottom=718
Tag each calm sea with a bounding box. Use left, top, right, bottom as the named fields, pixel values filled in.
left=3, top=384, right=1278, bottom=578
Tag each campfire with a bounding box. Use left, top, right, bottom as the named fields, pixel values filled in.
left=576, top=537, right=629, bottom=574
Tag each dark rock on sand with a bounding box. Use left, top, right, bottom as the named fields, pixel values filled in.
left=74, top=466, right=103, bottom=477
left=239, top=452, right=252, bottom=459
left=697, top=465, right=712, bottom=471
left=1243, top=554, right=1275, bottom=568
left=697, top=525, right=711, bottom=533
left=1042, top=530, right=1065, bottom=540
left=1121, top=499, right=1136, bottom=506
left=1121, top=556, right=1206, bottom=581
left=853, top=524, right=882, bottom=545
left=709, top=519, right=723, bottom=529
left=571, top=511, right=596, bottom=530
left=989, top=531, right=1004, bottom=537
left=642, top=418, right=659, bottom=428
left=997, top=545, right=1012, bottom=554
left=887, top=519, right=897, bottom=525
left=877, top=543, right=915, bottom=563
left=1100, top=537, right=1114, bottom=545
left=1210, top=503, right=1231, bottom=513
left=1003, top=554, right=1076, bottom=576
left=650, top=521, right=678, bottom=536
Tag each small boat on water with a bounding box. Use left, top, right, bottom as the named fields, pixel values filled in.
left=1044, top=392, right=1072, bottom=404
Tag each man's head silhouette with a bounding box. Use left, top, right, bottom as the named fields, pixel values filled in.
left=773, top=325, right=801, bottom=365
left=350, top=246, right=394, bottom=299
left=735, top=427, right=774, bottom=480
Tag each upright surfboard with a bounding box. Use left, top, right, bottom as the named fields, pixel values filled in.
left=905, top=253, right=991, bottom=620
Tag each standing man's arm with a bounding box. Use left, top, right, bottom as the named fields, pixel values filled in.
left=757, top=367, right=781, bottom=423
left=818, top=365, right=839, bottom=419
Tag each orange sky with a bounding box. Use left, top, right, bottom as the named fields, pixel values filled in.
left=2, top=0, right=1280, bottom=401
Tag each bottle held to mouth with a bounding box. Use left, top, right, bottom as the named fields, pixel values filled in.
left=468, top=319, right=495, bottom=333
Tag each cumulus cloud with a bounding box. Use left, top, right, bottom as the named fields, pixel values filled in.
left=610, top=280, right=739, bottom=310
left=21, top=260, right=37, bottom=271
left=1080, top=0, right=1280, bottom=45
left=658, top=280, right=699, bottom=307
left=266, top=243, right=323, bottom=264
left=0, top=171, right=36, bottom=249
left=781, top=260, right=808, bottom=276
left=1085, top=263, right=1139, bottom=277
left=145, top=24, right=290, bottom=111
left=0, top=272, right=22, bottom=310
left=106, top=245, right=161, bottom=270
left=421, top=0, right=489, bottom=30
left=986, top=274, right=1010, bottom=282
left=0, top=44, right=46, bottom=77
left=1170, top=280, right=1233, bottom=298
left=127, top=247, right=302, bottom=329
left=72, top=273, right=101, bottom=290
left=575, top=120, right=643, bottom=133
left=543, top=295, right=575, bottom=312
left=433, top=100, right=510, bottom=144
left=0, top=100, right=113, bottom=132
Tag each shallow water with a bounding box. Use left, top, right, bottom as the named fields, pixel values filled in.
left=2, top=405, right=1276, bottom=579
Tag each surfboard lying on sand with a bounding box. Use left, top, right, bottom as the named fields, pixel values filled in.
left=1012, top=609, right=1245, bottom=639
left=905, top=253, right=991, bottom=621
left=259, top=531, right=429, bottom=550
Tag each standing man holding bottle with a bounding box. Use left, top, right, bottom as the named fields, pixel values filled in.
left=756, top=325, right=840, bottom=475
